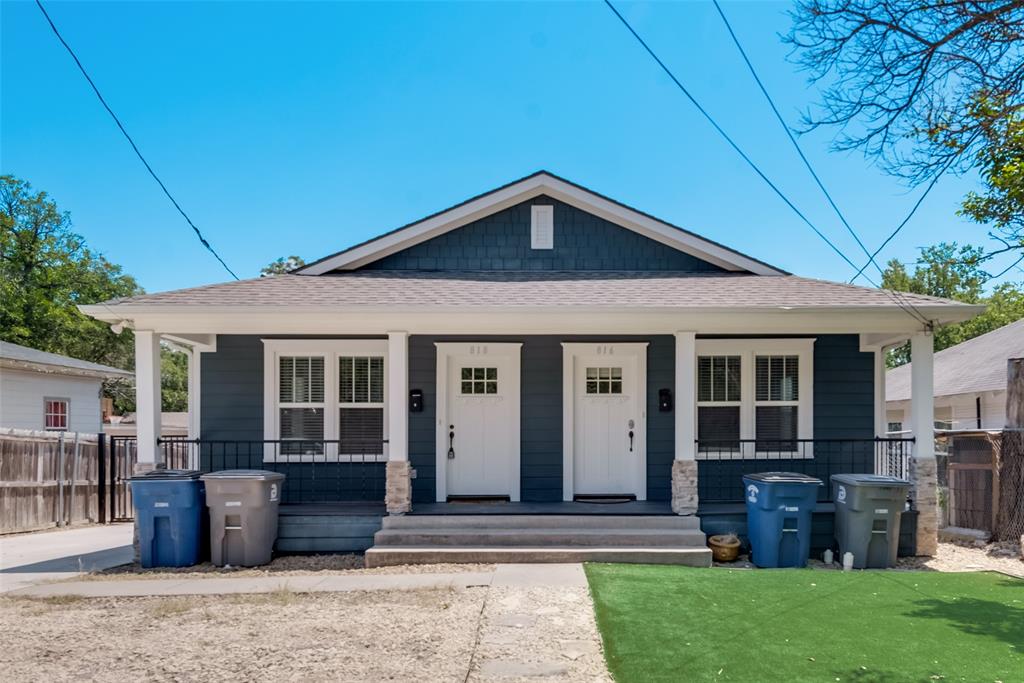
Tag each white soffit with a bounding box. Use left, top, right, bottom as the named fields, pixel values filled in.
left=298, top=173, right=785, bottom=275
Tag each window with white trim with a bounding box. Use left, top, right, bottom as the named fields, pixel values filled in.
left=694, top=339, right=814, bottom=459
left=697, top=356, right=741, bottom=453
left=263, top=340, right=387, bottom=462
left=44, top=398, right=69, bottom=431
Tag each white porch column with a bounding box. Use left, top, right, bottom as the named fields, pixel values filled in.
left=671, top=331, right=699, bottom=515
left=910, top=331, right=938, bottom=555
left=133, top=330, right=162, bottom=471
left=385, top=331, right=411, bottom=514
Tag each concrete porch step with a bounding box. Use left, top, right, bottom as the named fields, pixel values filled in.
left=373, top=527, right=708, bottom=547
left=383, top=514, right=701, bottom=530
left=364, top=545, right=713, bottom=568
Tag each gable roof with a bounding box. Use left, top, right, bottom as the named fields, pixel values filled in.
left=0, top=341, right=132, bottom=380
left=886, top=318, right=1024, bottom=401
left=297, top=171, right=787, bottom=276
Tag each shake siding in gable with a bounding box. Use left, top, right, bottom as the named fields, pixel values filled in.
left=357, top=196, right=725, bottom=272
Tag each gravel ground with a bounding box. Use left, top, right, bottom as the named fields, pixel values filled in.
left=715, top=541, right=1024, bottom=577
left=81, top=554, right=495, bottom=580
left=0, top=587, right=485, bottom=682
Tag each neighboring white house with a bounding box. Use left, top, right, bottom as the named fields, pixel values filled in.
left=886, top=318, right=1024, bottom=433
left=103, top=411, right=189, bottom=437
left=0, top=341, right=132, bottom=433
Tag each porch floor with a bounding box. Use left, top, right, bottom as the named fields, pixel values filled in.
left=279, top=500, right=676, bottom=516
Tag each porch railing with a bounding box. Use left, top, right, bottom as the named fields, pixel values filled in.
left=696, top=438, right=915, bottom=503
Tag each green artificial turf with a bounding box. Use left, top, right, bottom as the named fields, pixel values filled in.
left=585, top=564, right=1023, bottom=683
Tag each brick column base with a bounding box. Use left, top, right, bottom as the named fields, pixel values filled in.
left=671, top=460, right=699, bottom=516
left=910, top=456, right=939, bottom=556
left=385, top=461, right=413, bottom=515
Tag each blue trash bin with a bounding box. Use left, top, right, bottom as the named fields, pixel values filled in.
left=742, top=472, right=822, bottom=568
left=130, top=469, right=206, bottom=568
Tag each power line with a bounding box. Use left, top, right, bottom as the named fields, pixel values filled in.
left=34, top=0, right=239, bottom=280
left=602, top=1, right=931, bottom=325
left=709, top=0, right=932, bottom=324
left=711, top=0, right=883, bottom=277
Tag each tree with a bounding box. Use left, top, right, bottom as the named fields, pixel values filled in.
left=882, top=242, right=1024, bottom=365
left=786, top=1, right=1024, bottom=184
left=959, top=102, right=1024, bottom=253
left=0, top=175, right=141, bottom=368
left=261, top=255, right=305, bottom=276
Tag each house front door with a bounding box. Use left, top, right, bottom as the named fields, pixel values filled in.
left=563, top=343, right=647, bottom=500
left=435, top=343, right=521, bottom=501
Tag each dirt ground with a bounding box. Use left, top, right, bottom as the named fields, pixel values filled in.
left=82, top=553, right=495, bottom=580
left=0, top=587, right=486, bottom=682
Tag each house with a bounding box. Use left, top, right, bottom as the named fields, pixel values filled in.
left=103, top=412, right=190, bottom=438
left=0, top=341, right=132, bottom=433
left=886, top=318, right=1024, bottom=433
left=80, top=172, right=981, bottom=564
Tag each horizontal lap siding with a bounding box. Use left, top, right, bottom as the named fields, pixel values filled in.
left=200, top=335, right=385, bottom=503
left=407, top=335, right=675, bottom=503
left=697, top=334, right=876, bottom=502
left=358, top=196, right=724, bottom=272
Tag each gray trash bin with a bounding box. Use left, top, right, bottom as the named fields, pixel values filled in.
left=201, top=470, right=285, bottom=567
left=831, top=474, right=911, bottom=569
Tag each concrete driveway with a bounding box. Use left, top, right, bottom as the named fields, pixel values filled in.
left=0, top=524, right=133, bottom=593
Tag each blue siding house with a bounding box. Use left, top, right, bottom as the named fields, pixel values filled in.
left=82, top=172, right=980, bottom=565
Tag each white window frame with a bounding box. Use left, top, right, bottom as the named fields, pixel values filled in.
left=262, top=339, right=388, bottom=463
left=44, top=397, right=70, bottom=431
left=694, top=339, right=815, bottom=459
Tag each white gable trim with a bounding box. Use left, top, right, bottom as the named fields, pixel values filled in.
left=299, top=173, right=784, bottom=275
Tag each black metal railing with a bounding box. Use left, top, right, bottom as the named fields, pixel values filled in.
left=159, top=438, right=388, bottom=504
left=696, top=438, right=915, bottom=503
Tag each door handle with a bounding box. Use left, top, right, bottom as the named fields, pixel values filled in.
left=448, top=425, right=455, bottom=459
left=628, top=430, right=634, bottom=452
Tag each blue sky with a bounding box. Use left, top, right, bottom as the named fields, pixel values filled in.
left=1, top=0, right=1011, bottom=293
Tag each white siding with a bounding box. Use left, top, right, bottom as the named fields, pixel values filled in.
left=0, top=368, right=104, bottom=433
left=886, top=390, right=1007, bottom=433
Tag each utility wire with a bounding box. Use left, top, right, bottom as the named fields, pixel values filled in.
left=603, top=1, right=931, bottom=325
left=711, top=0, right=881, bottom=276
left=35, top=0, right=239, bottom=280
left=708, top=0, right=932, bottom=325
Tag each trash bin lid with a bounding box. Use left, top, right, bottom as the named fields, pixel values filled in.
left=743, top=471, right=823, bottom=485
left=130, top=468, right=202, bottom=481
left=831, top=473, right=910, bottom=487
left=200, top=469, right=285, bottom=481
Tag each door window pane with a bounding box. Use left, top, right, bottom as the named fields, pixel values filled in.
left=585, top=367, right=623, bottom=394
left=461, top=368, right=497, bottom=394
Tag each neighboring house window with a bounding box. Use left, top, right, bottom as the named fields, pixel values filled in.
left=695, top=340, right=814, bottom=459
left=263, top=340, right=387, bottom=462
left=44, top=398, right=69, bottom=431
left=886, top=421, right=903, bottom=435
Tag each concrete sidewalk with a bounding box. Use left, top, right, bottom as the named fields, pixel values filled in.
left=0, top=524, right=134, bottom=593
left=6, top=562, right=587, bottom=599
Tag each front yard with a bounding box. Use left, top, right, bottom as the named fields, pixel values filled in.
left=586, top=564, right=1023, bottom=682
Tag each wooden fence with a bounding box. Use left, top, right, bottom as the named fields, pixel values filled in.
left=0, top=428, right=103, bottom=534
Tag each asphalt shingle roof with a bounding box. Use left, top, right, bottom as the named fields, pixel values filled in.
left=0, top=341, right=132, bottom=377
left=100, top=271, right=973, bottom=310
left=886, top=318, right=1024, bottom=401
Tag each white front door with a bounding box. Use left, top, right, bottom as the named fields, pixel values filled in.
left=562, top=343, right=647, bottom=500
left=435, top=343, right=521, bottom=501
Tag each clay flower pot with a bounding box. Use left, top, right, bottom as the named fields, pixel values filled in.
left=708, top=534, right=741, bottom=562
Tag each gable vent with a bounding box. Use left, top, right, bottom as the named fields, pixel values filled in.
left=531, top=205, right=554, bottom=250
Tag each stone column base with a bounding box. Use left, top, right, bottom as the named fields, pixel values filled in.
left=385, top=460, right=413, bottom=515
left=910, top=456, right=939, bottom=556
left=671, top=460, right=699, bottom=516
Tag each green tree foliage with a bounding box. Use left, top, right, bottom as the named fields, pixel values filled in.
left=959, top=102, right=1024, bottom=252
left=0, top=175, right=140, bottom=367
left=1, top=175, right=188, bottom=413
left=882, top=242, right=1024, bottom=366
left=260, top=255, right=305, bottom=276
